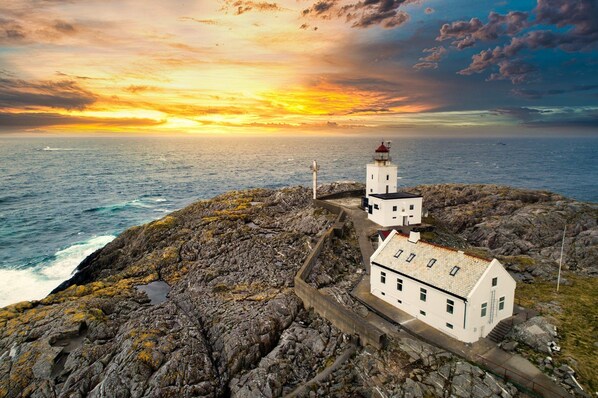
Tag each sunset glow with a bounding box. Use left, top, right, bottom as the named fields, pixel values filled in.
left=1, top=0, right=597, bottom=135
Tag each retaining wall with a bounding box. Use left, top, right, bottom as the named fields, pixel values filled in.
left=294, top=205, right=385, bottom=349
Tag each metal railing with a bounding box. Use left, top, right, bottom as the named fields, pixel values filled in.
left=474, top=354, right=569, bottom=398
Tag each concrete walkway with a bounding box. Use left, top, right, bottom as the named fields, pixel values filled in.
left=329, top=199, right=571, bottom=398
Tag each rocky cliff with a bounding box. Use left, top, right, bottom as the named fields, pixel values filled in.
left=0, top=183, right=595, bottom=397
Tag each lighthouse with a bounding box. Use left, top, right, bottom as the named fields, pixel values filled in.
left=362, top=141, right=423, bottom=227
left=366, top=141, right=398, bottom=197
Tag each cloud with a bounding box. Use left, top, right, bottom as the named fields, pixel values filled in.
left=413, top=46, right=447, bottom=70
left=490, top=106, right=598, bottom=128
left=436, top=0, right=598, bottom=84
left=424, top=7, right=434, bottom=14
left=302, top=0, right=416, bottom=29
left=487, top=60, right=537, bottom=84
left=0, top=112, right=164, bottom=129
left=222, top=1, right=283, bottom=15
left=511, top=84, right=598, bottom=99
left=0, top=18, right=27, bottom=42
left=437, top=11, right=529, bottom=49
left=179, top=17, right=220, bottom=25
left=0, top=78, right=96, bottom=110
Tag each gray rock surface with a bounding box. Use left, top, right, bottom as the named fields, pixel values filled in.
left=508, top=316, right=558, bottom=353
left=1, top=183, right=594, bottom=397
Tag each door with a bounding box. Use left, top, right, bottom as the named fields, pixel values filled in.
left=403, top=216, right=409, bottom=225
left=368, top=205, right=373, bottom=214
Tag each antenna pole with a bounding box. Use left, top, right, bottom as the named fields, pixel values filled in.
left=557, top=224, right=566, bottom=292
left=310, top=160, right=320, bottom=200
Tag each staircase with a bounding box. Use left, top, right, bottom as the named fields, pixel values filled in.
left=488, top=318, right=513, bottom=343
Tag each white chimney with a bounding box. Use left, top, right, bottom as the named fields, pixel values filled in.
left=408, top=231, right=420, bottom=243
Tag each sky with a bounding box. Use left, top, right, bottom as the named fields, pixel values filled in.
left=1, top=0, right=597, bottom=135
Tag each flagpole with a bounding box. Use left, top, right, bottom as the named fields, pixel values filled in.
left=557, top=224, right=566, bottom=292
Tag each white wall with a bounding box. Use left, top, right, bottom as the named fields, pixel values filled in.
left=367, top=196, right=422, bottom=227
left=370, top=264, right=468, bottom=341
left=366, top=163, right=397, bottom=196
left=463, top=259, right=516, bottom=342
left=370, top=259, right=516, bottom=343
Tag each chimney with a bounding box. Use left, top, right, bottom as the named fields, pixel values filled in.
left=408, top=231, right=420, bottom=243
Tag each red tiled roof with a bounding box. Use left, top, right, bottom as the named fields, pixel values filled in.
left=375, top=142, right=389, bottom=153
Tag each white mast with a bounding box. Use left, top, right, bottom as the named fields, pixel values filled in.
left=557, top=224, right=566, bottom=292
left=310, top=160, right=320, bottom=200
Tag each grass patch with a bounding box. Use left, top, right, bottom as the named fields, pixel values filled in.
left=515, top=273, right=597, bottom=392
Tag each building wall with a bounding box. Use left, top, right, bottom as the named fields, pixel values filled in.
left=370, top=259, right=516, bottom=343
left=463, top=259, right=516, bottom=342
left=366, top=163, right=397, bottom=196
left=370, top=263, right=468, bottom=341
left=367, top=196, right=422, bottom=227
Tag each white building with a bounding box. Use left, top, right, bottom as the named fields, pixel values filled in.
left=370, top=230, right=516, bottom=343
left=362, top=142, right=423, bottom=227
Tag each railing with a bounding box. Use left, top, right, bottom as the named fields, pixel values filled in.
left=474, top=354, right=569, bottom=398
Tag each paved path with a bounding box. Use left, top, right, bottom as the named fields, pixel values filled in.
left=330, top=199, right=571, bottom=398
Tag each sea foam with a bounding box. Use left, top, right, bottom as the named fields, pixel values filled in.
left=0, top=235, right=115, bottom=308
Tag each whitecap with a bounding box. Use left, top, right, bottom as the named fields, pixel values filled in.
left=41, top=147, right=76, bottom=151
left=0, top=235, right=115, bottom=308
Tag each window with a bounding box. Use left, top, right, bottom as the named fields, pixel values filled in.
left=397, top=299, right=402, bottom=304
left=446, top=299, right=454, bottom=314
left=386, top=175, right=389, bottom=180
left=374, top=204, right=379, bottom=210
left=380, top=272, right=386, bottom=284
left=371, top=174, right=373, bottom=179
left=381, top=292, right=386, bottom=296
left=446, top=323, right=453, bottom=329
left=394, top=249, right=403, bottom=258
left=481, top=302, right=487, bottom=317
left=449, top=266, right=460, bottom=276
left=499, top=296, right=505, bottom=311
left=492, top=277, right=498, bottom=287
left=370, top=189, right=373, bottom=193
left=427, top=259, right=436, bottom=268
left=406, top=253, right=416, bottom=262
left=393, top=206, right=397, bottom=211
left=420, top=288, right=427, bottom=302
left=409, top=204, right=414, bottom=210
left=420, top=310, right=426, bottom=316
left=397, top=278, right=403, bottom=291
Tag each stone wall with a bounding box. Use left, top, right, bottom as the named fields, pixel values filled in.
left=294, top=205, right=386, bottom=349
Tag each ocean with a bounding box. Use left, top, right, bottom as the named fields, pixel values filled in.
left=1, top=134, right=597, bottom=307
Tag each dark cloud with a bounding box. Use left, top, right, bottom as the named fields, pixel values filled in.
left=490, top=106, right=598, bottom=128
left=511, top=84, right=598, bottom=99
left=0, top=18, right=26, bottom=42
left=436, top=0, right=598, bottom=84
left=302, top=0, right=415, bottom=29
left=222, top=1, right=283, bottom=15
left=53, top=20, right=76, bottom=33
left=490, top=107, right=546, bottom=120
left=0, top=112, right=163, bottom=129
left=0, top=78, right=96, bottom=110
left=437, top=12, right=529, bottom=49
left=488, top=60, right=537, bottom=84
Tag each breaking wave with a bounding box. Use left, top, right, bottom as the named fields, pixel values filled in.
left=0, top=235, right=115, bottom=308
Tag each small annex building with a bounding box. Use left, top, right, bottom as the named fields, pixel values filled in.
left=362, top=142, right=422, bottom=227
left=370, top=230, right=516, bottom=343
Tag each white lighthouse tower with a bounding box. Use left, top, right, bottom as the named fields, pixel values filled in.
left=366, top=141, right=397, bottom=197
left=362, top=141, right=423, bottom=227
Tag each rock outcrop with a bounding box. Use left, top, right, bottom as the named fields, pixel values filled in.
left=415, top=184, right=597, bottom=279
left=0, top=183, right=595, bottom=397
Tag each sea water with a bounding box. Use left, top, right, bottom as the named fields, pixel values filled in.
left=1, top=134, right=597, bottom=307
